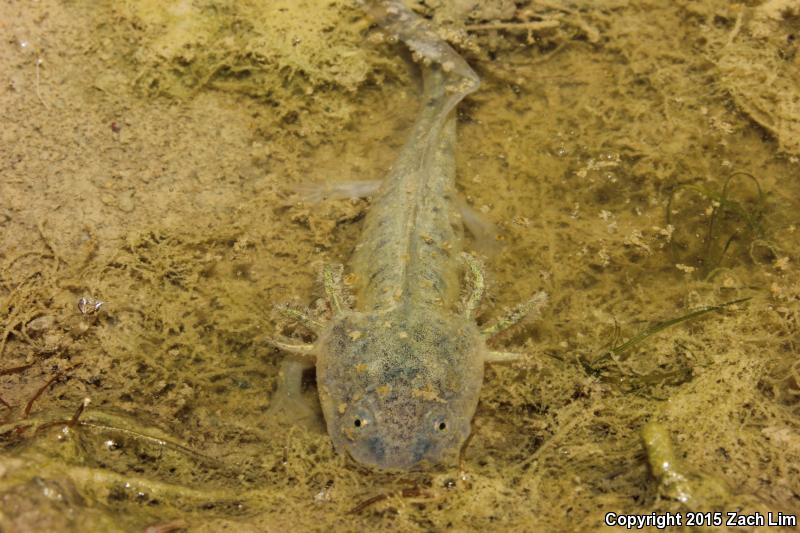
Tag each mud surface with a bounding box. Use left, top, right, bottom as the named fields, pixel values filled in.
left=1, top=1, right=799, bottom=531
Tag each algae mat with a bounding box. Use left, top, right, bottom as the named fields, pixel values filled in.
left=1, top=0, right=799, bottom=531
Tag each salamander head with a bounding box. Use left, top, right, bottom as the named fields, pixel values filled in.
left=316, top=310, right=485, bottom=470
left=330, top=392, right=471, bottom=469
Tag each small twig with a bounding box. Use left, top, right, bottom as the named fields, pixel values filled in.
left=68, top=398, right=90, bottom=427
left=725, top=9, right=744, bottom=47
left=518, top=407, right=582, bottom=471
left=0, top=407, right=224, bottom=470
left=525, top=42, right=569, bottom=66
left=0, top=363, right=35, bottom=376
left=23, top=364, right=81, bottom=419
left=23, top=374, right=60, bottom=419
left=35, top=57, right=49, bottom=109
left=49, top=461, right=258, bottom=504
left=142, top=519, right=188, bottom=533
left=0, top=318, right=21, bottom=359
left=348, top=486, right=426, bottom=515
left=79, top=420, right=224, bottom=467
left=37, top=221, right=66, bottom=269
left=531, top=0, right=577, bottom=14
left=458, top=423, right=477, bottom=471
left=466, top=20, right=560, bottom=32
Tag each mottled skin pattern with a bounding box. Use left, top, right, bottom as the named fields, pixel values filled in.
left=351, top=70, right=465, bottom=312
left=271, top=1, right=546, bottom=470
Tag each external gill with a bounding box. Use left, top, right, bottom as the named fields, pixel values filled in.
left=267, top=256, right=548, bottom=364
left=460, top=252, right=549, bottom=363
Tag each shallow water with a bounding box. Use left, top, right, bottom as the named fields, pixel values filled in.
left=1, top=1, right=799, bottom=531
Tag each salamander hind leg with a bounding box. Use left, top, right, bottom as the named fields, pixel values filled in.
left=266, top=357, right=324, bottom=431
left=294, top=179, right=382, bottom=203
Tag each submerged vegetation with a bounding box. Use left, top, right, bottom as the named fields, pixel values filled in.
left=1, top=0, right=799, bottom=531
left=667, top=171, right=768, bottom=278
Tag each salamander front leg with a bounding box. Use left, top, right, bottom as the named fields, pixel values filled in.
left=263, top=305, right=321, bottom=428
left=267, top=356, right=321, bottom=429
left=294, top=179, right=382, bottom=203
left=263, top=336, right=316, bottom=356
left=484, top=351, right=525, bottom=363
left=261, top=304, right=320, bottom=357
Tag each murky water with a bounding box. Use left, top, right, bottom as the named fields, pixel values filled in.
left=1, top=1, right=799, bottom=531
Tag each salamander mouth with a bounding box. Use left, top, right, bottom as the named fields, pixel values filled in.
left=411, top=438, right=434, bottom=463
left=365, top=436, right=386, bottom=463
left=344, top=432, right=452, bottom=470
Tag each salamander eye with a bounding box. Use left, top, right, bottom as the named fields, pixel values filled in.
left=343, top=404, right=376, bottom=439
left=424, top=410, right=451, bottom=435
